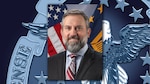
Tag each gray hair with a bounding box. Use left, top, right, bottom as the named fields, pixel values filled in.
left=62, top=9, right=90, bottom=28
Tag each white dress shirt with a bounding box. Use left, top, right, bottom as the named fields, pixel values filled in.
left=66, top=44, right=88, bottom=73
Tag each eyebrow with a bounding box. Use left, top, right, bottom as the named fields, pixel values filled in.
left=63, top=25, right=83, bottom=27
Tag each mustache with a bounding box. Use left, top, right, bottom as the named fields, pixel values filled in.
left=68, top=35, right=79, bottom=40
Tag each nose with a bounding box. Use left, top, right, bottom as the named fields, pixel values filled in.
left=70, top=27, right=78, bottom=36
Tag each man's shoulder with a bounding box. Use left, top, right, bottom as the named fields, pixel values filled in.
left=88, top=47, right=102, bottom=57
left=48, top=51, right=66, bottom=60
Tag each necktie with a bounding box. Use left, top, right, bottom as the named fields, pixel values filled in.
left=66, top=54, right=76, bottom=80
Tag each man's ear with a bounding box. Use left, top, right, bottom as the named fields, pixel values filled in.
left=88, top=28, right=91, bottom=38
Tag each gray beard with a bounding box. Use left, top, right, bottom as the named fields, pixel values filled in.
left=65, top=40, right=85, bottom=53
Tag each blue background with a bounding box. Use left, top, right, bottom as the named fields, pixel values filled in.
left=103, top=0, right=149, bottom=84
left=0, top=0, right=37, bottom=84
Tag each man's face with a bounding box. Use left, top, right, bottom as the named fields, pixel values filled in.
left=61, top=15, right=91, bottom=53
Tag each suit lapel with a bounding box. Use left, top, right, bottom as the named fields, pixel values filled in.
left=57, top=52, right=66, bottom=80
left=75, top=48, right=95, bottom=79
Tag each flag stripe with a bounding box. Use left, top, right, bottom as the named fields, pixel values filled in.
left=48, top=25, right=65, bottom=56
left=47, top=4, right=67, bottom=57
left=48, top=37, right=57, bottom=56
left=53, top=23, right=66, bottom=49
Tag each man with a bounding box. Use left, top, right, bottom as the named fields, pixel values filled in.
left=48, top=9, right=102, bottom=80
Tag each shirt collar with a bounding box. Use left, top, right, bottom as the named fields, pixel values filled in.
left=66, top=44, right=88, bottom=57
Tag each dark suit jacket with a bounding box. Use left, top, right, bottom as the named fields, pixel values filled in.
left=48, top=48, right=103, bottom=80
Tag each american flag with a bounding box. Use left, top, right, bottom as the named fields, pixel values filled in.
left=47, top=4, right=103, bottom=57
left=47, top=4, right=67, bottom=57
